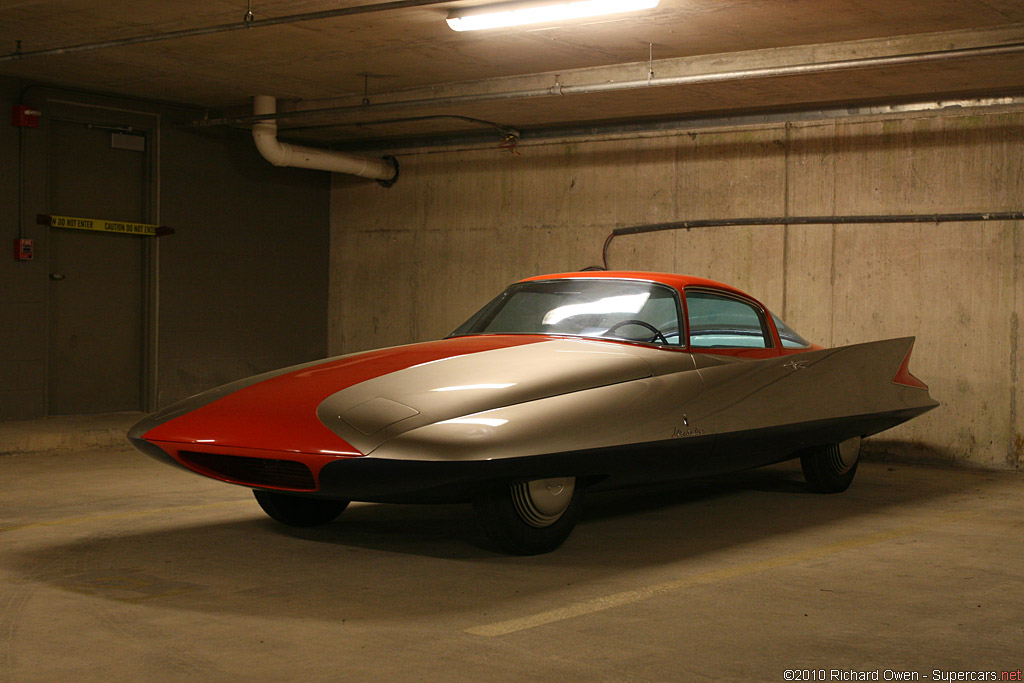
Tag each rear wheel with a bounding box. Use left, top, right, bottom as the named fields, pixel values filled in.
left=253, top=490, right=349, bottom=527
left=474, top=476, right=583, bottom=555
left=801, top=437, right=861, bottom=493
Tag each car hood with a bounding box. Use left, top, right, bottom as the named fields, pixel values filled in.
left=134, top=335, right=653, bottom=456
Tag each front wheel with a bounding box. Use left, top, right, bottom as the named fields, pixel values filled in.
left=801, top=437, right=861, bottom=493
left=253, top=490, right=349, bottom=527
left=474, top=477, right=583, bottom=555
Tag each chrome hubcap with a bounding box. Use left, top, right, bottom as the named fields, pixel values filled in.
left=829, top=436, right=862, bottom=475
left=511, top=477, right=576, bottom=528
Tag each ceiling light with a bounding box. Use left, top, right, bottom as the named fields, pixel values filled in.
left=446, top=0, right=660, bottom=31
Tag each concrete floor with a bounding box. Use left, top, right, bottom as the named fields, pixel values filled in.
left=1, top=448, right=1022, bottom=682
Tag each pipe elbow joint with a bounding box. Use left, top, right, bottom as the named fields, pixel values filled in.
left=251, top=95, right=398, bottom=185
left=252, top=126, right=290, bottom=167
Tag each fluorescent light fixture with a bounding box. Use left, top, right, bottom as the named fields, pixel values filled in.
left=446, top=0, right=659, bottom=31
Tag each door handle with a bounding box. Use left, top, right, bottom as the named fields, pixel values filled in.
left=49, top=273, right=66, bottom=280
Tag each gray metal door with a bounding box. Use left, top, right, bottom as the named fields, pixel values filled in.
left=47, top=120, right=146, bottom=415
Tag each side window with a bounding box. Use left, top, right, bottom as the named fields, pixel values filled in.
left=771, top=312, right=812, bottom=349
left=686, top=290, right=772, bottom=349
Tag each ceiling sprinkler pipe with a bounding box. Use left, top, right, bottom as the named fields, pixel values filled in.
left=252, top=95, right=398, bottom=184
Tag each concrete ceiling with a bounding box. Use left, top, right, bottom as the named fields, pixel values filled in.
left=2, top=0, right=1024, bottom=149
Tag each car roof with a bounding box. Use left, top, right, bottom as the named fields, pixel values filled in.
left=518, top=270, right=763, bottom=305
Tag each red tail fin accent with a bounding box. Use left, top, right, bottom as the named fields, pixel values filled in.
left=893, top=342, right=928, bottom=389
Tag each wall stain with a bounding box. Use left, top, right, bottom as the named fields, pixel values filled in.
left=1010, top=311, right=1019, bottom=469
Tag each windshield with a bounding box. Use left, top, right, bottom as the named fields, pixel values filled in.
left=450, top=279, right=683, bottom=345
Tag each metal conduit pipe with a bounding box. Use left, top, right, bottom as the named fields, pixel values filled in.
left=252, top=96, right=398, bottom=185
left=202, top=40, right=1024, bottom=128
left=566, top=40, right=1024, bottom=95
left=602, top=211, right=1024, bottom=268
left=0, top=0, right=454, bottom=63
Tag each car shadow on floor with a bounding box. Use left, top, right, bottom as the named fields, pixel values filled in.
left=2, top=460, right=996, bottom=623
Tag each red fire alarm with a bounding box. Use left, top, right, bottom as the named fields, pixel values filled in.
left=12, top=105, right=41, bottom=128
left=14, top=238, right=33, bottom=261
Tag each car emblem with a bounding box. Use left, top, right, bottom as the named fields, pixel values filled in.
left=783, top=359, right=808, bottom=371
left=672, top=416, right=705, bottom=438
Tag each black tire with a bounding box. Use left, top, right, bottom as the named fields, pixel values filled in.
left=474, top=477, right=583, bottom=555
left=801, top=437, right=861, bottom=493
left=253, top=490, right=349, bottom=527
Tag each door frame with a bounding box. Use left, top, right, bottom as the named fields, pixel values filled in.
left=23, top=90, right=161, bottom=414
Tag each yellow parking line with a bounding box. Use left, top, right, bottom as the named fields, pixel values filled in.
left=0, top=500, right=249, bottom=534
left=466, top=521, right=945, bottom=638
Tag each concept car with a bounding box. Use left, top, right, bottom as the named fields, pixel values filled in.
left=129, top=271, right=938, bottom=554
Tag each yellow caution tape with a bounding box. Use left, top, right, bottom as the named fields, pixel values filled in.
left=44, top=214, right=164, bottom=236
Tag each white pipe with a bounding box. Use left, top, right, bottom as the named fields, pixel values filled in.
left=252, top=95, right=397, bottom=183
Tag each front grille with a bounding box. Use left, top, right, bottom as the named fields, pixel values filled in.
left=179, top=451, right=316, bottom=490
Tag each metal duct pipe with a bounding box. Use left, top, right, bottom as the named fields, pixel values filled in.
left=204, top=40, right=1024, bottom=128
left=252, top=96, right=398, bottom=185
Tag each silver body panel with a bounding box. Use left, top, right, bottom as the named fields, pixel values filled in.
left=687, top=338, right=929, bottom=435
left=316, top=338, right=658, bottom=455
left=313, top=336, right=934, bottom=464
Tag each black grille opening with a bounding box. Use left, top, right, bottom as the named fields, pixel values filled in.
left=179, top=451, right=316, bottom=490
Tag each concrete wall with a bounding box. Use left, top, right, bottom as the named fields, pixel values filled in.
left=0, top=77, right=37, bottom=417
left=0, top=78, right=329, bottom=419
left=331, top=106, right=1023, bottom=471
left=157, top=127, right=329, bottom=406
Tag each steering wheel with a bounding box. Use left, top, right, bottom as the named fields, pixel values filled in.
left=603, top=319, right=669, bottom=345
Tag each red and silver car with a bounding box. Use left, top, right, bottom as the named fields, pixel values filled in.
left=130, top=271, right=938, bottom=554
